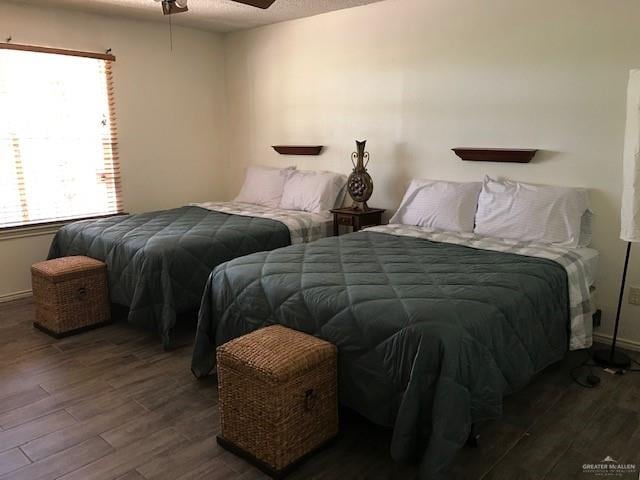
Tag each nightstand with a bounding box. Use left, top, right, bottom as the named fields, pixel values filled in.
left=330, top=207, right=386, bottom=236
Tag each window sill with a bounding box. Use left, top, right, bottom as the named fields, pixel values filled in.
left=0, top=213, right=128, bottom=242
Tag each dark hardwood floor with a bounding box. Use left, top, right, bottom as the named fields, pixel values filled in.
left=0, top=297, right=639, bottom=479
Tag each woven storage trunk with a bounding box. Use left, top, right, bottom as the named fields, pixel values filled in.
left=31, top=256, right=110, bottom=337
left=217, top=325, right=338, bottom=478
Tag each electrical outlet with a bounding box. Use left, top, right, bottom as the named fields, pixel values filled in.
left=629, top=286, right=640, bottom=305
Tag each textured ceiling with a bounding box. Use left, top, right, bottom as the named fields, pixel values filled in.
left=13, top=0, right=386, bottom=33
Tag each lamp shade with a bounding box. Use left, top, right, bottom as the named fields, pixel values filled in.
left=621, top=69, right=640, bottom=242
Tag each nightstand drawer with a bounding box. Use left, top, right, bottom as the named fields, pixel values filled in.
left=330, top=207, right=386, bottom=236
left=337, top=215, right=354, bottom=227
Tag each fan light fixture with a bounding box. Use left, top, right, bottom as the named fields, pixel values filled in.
left=153, top=0, right=278, bottom=15
left=154, top=0, right=188, bottom=15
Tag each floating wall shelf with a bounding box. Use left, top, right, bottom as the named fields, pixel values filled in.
left=272, top=145, right=324, bottom=156
left=452, top=148, right=538, bottom=163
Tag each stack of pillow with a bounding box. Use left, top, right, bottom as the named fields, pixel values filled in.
left=390, top=176, right=592, bottom=248
left=235, top=165, right=346, bottom=215
left=234, top=165, right=592, bottom=248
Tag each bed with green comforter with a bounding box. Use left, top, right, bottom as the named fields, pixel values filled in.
left=192, top=228, right=579, bottom=479
left=48, top=206, right=291, bottom=347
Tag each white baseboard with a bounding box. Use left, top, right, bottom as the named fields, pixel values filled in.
left=0, top=290, right=33, bottom=303
left=593, top=332, right=640, bottom=353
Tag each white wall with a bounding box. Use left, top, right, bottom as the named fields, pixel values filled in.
left=0, top=2, right=228, bottom=299
left=3, top=0, right=640, bottom=349
left=222, top=0, right=640, bottom=348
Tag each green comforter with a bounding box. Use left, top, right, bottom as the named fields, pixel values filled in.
left=48, top=206, right=290, bottom=347
left=192, top=231, right=569, bottom=479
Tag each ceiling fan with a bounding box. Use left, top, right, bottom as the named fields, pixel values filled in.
left=154, top=0, right=277, bottom=16
left=154, top=0, right=188, bottom=15
left=231, top=0, right=278, bottom=8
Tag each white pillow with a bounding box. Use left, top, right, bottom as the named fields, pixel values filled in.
left=474, top=177, right=590, bottom=247
left=389, top=179, right=482, bottom=232
left=234, top=165, right=295, bottom=208
left=280, top=170, right=347, bottom=214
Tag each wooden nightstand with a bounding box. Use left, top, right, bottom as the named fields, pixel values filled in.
left=330, top=207, right=386, bottom=236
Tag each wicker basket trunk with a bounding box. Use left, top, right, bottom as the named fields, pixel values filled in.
left=217, top=325, right=338, bottom=478
left=31, top=256, right=110, bottom=337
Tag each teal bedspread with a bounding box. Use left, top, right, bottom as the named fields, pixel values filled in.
left=49, top=206, right=290, bottom=347
left=192, top=231, right=569, bottom=479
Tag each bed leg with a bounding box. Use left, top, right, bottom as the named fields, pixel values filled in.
left=466, top=424, right=480, bottom=448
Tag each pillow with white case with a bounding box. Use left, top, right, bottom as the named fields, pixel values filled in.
left=280, top=170, right=347, bottom=214
left=234, top=165, right=295, bottom=208
left=474, top=176, right=591, bottom=247
left=389, top=179, right=482, bottom=232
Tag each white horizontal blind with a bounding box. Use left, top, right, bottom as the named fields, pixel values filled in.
left=0, top=48, right=122, bottom=229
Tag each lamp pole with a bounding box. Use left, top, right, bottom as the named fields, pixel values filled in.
left=593, top=242, right=632, bottom=369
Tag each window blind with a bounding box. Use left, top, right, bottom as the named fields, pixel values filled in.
left=0, top=46, right=122, bottom=229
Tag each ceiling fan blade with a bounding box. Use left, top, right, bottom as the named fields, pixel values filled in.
left=231, top=0, right=277, bottom=9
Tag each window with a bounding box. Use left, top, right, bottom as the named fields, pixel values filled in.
left=0, top=45, right=122, bottom=229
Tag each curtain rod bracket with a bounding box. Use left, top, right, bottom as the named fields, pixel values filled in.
left=6, top=36, right=12, bottom=43
left=105, top=48, right=112, bottom=54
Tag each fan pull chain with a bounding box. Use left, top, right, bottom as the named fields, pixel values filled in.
left=169, top=14, right=173, bottom=51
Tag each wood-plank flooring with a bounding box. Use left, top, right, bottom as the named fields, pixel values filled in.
left=1, top=297, right=639, bottom=479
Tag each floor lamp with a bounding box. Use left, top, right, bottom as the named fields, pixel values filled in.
left=593, top=242, right=632, bottom=368
left=593, top=69, right=639, bottom=369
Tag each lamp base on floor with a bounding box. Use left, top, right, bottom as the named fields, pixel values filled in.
left=592, top=348, right=632, bottom=369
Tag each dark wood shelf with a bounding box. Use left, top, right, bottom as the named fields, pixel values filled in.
left=273, top=145, right=324, bottom=155
left=452, top=148, right=538, bottom=163
left=272, top=145, right=324, bottom=156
